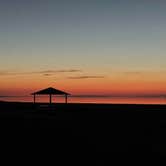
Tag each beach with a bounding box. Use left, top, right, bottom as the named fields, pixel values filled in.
left=0, top=101, right=166, bottom=164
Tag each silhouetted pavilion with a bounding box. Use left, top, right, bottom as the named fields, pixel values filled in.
left=31, top=87, right=70, bottom=104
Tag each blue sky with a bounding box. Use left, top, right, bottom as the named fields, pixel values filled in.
left=0, top=0, right=166, bottom=95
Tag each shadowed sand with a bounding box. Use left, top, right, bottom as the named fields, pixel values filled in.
left=0, top=101, right=166, bottom=164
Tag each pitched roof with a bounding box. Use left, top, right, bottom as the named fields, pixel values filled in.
left=31, top=87, right=70, bottom=95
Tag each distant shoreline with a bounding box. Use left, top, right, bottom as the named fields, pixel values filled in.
left=0, top=100, right=166, bottom=105
left=0, top=101, right=166, bottom=113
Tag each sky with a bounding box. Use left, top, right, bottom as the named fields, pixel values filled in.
left=0, top=0, right=166, bottom=96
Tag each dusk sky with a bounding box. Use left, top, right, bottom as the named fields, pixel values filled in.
left=0, top=0, right=166, bottom=96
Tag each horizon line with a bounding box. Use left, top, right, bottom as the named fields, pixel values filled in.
left=0, top=94, right=166, bottom=98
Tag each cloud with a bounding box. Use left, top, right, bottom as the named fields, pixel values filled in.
left=0, top=69, right=82, bottom=76
left=36, top=69, right=82, bottom=74
left=121, top=70, right=166, bottom=75
left=43, top=73, right=52, bottom=76
left=37, top=69, right=82, bottom=77
left=56, top=69, right=82, bottom=73
left=68, top=75, right=105, bottom=79
left=0, top=71, right=18, bottom=76
left=0, top=71, right=8, bottom=75
left=122, top=71, right=142, bottom=75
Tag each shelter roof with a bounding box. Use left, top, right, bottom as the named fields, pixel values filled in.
left=31, top=87, right=70, bottom=95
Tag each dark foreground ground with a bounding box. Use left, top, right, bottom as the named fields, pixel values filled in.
left=0, top=101, right=166, bottom=165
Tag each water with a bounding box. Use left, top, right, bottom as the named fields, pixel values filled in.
left=0, top=96, right=165, bottom=104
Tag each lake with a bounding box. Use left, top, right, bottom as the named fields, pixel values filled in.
left=0, top=96, right=165, bottom=104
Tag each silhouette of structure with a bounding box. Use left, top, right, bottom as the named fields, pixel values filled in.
left=31, top=87, right=70, bottom=104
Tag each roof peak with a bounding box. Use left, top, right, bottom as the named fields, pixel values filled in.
left=31, top=87, right=70, bottom=95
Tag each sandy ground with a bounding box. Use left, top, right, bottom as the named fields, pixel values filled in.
left=0, top=101, right=166, bottom=164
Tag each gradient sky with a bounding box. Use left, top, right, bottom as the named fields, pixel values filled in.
left=0, top=0, right=166, bottom=96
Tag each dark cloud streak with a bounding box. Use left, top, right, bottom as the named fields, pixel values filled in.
left=122, top=70, right=166, bottom=75
left=68, top=75, right=105, bottom=79
left=0, top=71, right=18, bottom=76
left=0, top=69, right=82, bottom=76
left=35, top=69, right=82, bottom=74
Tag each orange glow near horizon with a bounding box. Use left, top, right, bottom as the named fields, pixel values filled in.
left=0, top=74, right=166, bottom=97
left=1, top=76, right=166, bottom=104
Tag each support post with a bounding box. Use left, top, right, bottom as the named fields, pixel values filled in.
left=65, top=94, right=68, bottom=104
left=49, top=94, right=52, bottom=104
left=34, top=94, right=36, bottom=104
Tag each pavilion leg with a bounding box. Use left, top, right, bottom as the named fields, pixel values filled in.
left=34, top=94, right=36, bottom=104
left=49, top=94, right=52, bottom=104
left=65, top=95, right=68, bottom=104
